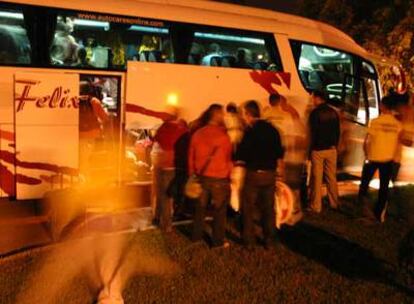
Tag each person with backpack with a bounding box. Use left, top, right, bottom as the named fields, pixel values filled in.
left=188, top=104, right=233, bottom=248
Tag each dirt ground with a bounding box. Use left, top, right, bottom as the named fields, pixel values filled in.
left=0, top=191, right=413, bottom=304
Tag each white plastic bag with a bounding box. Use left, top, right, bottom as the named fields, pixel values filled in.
left=274, top=181, right=295, bottom=229
left=230, top=166, right=246, bottom=212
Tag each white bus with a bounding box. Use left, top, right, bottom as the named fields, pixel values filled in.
left=0, top=0, right=393, bottom=200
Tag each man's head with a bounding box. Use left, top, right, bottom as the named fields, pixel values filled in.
left=269, top=93, right=281, bottom=106
left=242, top=100, right=260, bottom=126
left=79, top=82, right=97, bottom=100
left=209, top=43, right=220, bottom=54
left=164, top=105, right=180, bottom=121
left=226, top=103, right=238, bottom=114
left=380, top=95, right=393, bottom=114
left=200, top=104, right=224, bottom=126
left=311, top=90, right=327, bottom=107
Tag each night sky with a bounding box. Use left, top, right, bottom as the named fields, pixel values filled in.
left=244, top=0, right=300, bottom=13
left=215, top=0, right=301, bottom=14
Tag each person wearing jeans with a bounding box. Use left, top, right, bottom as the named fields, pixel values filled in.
left=133, top=104, right=189, bottom=232
left=235, top=100, right=284, bottom=249
left=242, top=170, right=277, bottom=247
left=358, top=96, right=402, bottom=222
left=188, top=104, right=233, bottom=247
left=308, top=90, right=341, bottom=213
left=192, top=177, right=230, bottom=247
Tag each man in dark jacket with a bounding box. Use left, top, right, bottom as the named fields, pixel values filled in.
left=235, top=100, right=284, bottom=249
left=308, top=90, right=340, bottom=213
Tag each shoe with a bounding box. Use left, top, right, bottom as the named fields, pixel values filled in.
left=305, top=207, right=320, bottom=214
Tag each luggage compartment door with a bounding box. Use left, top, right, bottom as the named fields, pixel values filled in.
left=14, top=72, right=79, bottom=199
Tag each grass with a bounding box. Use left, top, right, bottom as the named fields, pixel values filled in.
left=0, top=188, right=413, bottom=304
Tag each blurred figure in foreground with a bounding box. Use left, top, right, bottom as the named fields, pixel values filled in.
left=358, top=96, right=402, bottom=223
left=224, top=103, right=245, bottom=212
left=235, top=100, right=284, bottom=249
left=224, top=103, right=244, bottom=151
left=152, top=112, right=189, bottom=232
left=188, top=104, right=232, bottom=248
left=307, top=90, right=340, bottom=213
left=126, top=103, right=189, bottom=232
left=264, top=93, right=305, bottom=223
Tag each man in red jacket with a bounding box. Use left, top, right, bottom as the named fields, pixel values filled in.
left=188, top=104, right=233, bottom=248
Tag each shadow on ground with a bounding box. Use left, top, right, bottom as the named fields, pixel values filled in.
left=279, top=222, right=413, bottom=296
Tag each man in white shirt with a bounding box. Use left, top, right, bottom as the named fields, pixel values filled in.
left=358, top=96, right=403, bottom=222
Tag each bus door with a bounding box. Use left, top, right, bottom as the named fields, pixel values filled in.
left=14, top=72, right=79, bottom=199
left=78, top=74, right=122, bottom=183
left=339, top=70, right=379, bottom=175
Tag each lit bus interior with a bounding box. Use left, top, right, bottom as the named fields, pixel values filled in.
left=292, top=41, right=379, bottom=125
left=0, top=4, right=281, bottom=71
left=0, top=8, right=31, bottom=64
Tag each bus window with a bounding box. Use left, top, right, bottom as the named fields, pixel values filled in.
left=361, top=61, right=379, bottom=120
left=291, top=41, right=354, bottom=96
left=0, top=4, right=31, bottom=65
left=365, top=78, right=379, bottom=120
left=50, top=11, right=172, bottom=69
left=186, top=28, right=281, bottom=70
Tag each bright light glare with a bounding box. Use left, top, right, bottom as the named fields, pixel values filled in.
left=326, top=83, right=353, bottom=93
left=299, top=57, right=311, bottom=69
left=129, top=25, right=169, bottom=34
left=313, top=46, right=341, bottom=57
left=0, top=11, right=23, bottom=19
left=352, top=179, right=413, bottom=190
left=194, top=32, right=265, bottom=45
left=167, top=93, right=178, bottom=106
left=74, top=19, right=110, bottom=30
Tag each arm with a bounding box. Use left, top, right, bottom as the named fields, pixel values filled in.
left=125, top=104, right=175, bottom=122
left=334, top=111, right=341, bottom=148
left=273, top=128, right=285, bottom=177
left=234, top=130, right=250, bottom=166
left=400, top=129, right=414, bottom=147
left=274, top=128, right=285, bottom=160
left=91, top=97, right=109, bottom=123
left=188, top=135, right=196, bottom=176
left=307, top=110, right=316, bottom=155
left=363, top=133, right=370, bottom=159
left=223, top=134, right=233, bottom=175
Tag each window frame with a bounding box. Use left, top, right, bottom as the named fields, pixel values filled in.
left=289, top=39, right=381, bottom=125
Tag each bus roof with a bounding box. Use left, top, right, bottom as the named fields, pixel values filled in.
left=6, top=0, right=369, bottom=57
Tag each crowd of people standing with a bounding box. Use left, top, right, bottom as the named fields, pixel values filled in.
left=130, top=88, right=413, bottom=249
